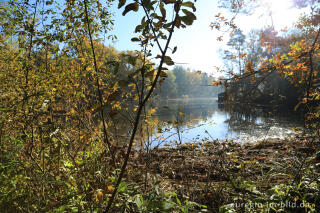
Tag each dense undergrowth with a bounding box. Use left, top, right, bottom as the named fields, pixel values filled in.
left=2, top=132, right=320, bottom=212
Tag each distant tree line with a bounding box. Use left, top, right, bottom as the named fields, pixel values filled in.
left=158, top=66, right=224, bottom=99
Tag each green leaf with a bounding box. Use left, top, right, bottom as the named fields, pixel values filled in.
left=122, top=3, right=139, bottom=16
left=163, top=56, right=174, bottom=65
left=181, top=1, right=196, bottom=12
left=131, top=37, right=140, bottom=42
left=141, top=16, right=147, bottom=27
left=118, top=181, right=127, bottom=192
left=172, top=46, right=177, bottom=54
left=160, top=2, right=166, bottom=18
left=135, top=194, right=143, bottom=210
left=182, top=9, right=196, bottom=21
left=135, top=25, right=143, bottom=33
left=163, top=0, right=176, bottom=4
left=176, top=195, right=182, bottom=205
left=118, top=0, right=126, bottom=9
left=46, top=0, right=53, bottom=5
left=159, top=71, right=168, bottom=77
left=294, top=102, right=302, bottom=111
left=181, top=15, right=195, bottom=26
left=142, top=0, right=154, bottom=10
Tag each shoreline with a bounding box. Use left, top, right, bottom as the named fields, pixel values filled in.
left=159, top=97, right=218, bottom=101
left=144, top=135, right=320, bottom=211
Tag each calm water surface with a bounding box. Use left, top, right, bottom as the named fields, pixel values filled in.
left=149, top=98, right=303, bottom=146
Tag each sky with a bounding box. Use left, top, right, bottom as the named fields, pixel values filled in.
left=107, top=0, right=309, bottom=77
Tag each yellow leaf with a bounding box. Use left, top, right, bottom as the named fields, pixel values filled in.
left=150, top=108, right=156, bottom=114
left=240, top=53, right=247, bottom=58
left=212, top=80, right=220, bottom=86
left=96, top=191, right=103, bottom=203
left=107, top=185, right=114, bottom=191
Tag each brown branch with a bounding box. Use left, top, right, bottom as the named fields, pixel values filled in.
left=24, top=0, right=38, bottom=91
left=83, top=0, right=116, bottom=166
left=104, top=1, right=182, bottom=211
left=141, top=3, right=164, bottom=54
left=306, top=27, right=320, bottom=102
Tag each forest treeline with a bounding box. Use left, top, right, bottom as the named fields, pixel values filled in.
left=158, top=66, right=223, bottom=99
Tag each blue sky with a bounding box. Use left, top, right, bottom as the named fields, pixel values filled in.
left=108, top=1, right=223, bottom=76
left=107, top=0, right=308, bottom=77
left=2, top=0, right=308, bottom=76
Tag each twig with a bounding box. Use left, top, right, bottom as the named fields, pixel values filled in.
left=104, top=1, right=182, bottom=211
left=83, top=0, right=116, bottom=166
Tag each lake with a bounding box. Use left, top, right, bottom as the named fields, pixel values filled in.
left=146, top=98, right=304, bottom=147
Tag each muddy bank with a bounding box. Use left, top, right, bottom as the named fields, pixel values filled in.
left=147, top=136, right=320, bottom=211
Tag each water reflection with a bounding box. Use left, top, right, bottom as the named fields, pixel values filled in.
left=148, top=98, right=303, bottom=146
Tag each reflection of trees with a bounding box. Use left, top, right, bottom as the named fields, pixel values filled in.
left=155, top=99, right=218, bottom=128
left=107, top=112, right=163, bottom=148
left=107, top=100, right=303, bottom=147
left=223, top=103, right=270, bottom=132
left=222, top=103, right=302, bottom=133
left=129, top=99, right=219, bottom=145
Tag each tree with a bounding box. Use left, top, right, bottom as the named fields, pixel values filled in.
left=223, top=29, right=246, bottom=75
left=105, top=0, right=197, bottom=211
left=215, top=0, right=320, bottom=131
left=160, top=70, right=177, bottom=98
left=0, top=0, right=197, bottom=211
